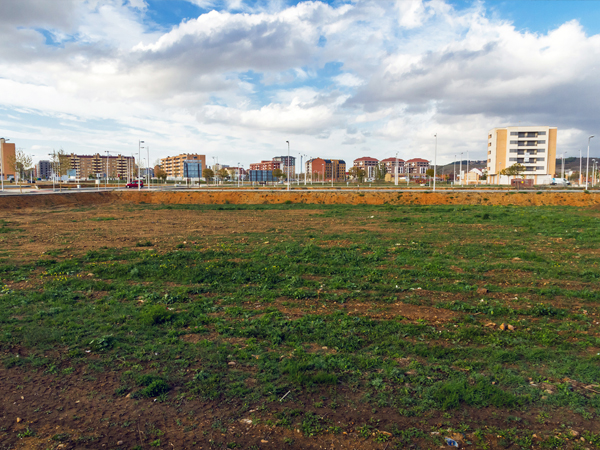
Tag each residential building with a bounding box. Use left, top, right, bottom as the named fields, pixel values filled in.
left=381, top=157, right=405, bottom=175
left=0, top=138, right=16, bottom=181
left=306, top=158, right=346, bottom=181
left=250, top=160, right=281, bottom=171
left=405, top=158, right=430, bottom=176
left=36, top=160, right=52, bottom=179
left=487, top=126, right=557, bottom=185
left=67, top=153, right=135, bottom=179
left=161, top=154, right=206, bottom=178
left=273, top=156, right=296, bottom=178
left=353, top=157, right=379, bottom=179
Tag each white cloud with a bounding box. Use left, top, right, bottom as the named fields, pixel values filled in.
left=0, top=0, right=599, bottom=167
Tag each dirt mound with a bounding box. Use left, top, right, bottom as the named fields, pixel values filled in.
left=0, top=189, right=598, bottom=210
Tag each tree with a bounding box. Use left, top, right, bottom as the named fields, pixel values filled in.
left=8, top=148, right=33, bottom=193
left=272, top=168, right=284, bottom=180
left=154, top=165, right=167, bottom=181
left=500, top=163, right=526, bottom=189
left=348, top=166, right=366, bottom=183
left=500, top=163, right=525, bottom=178
left=374, top=163, right=387, bottom=182
left=217, top=168, right=229, bottom=182
left=203, top=168, right=214, bottom=183
left=425, top=168, right=434, bottom=177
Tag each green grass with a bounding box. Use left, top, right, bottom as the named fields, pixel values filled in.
left=1, top=204, right=600, bottom=447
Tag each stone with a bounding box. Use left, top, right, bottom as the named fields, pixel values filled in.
left=476, top=287, right=489, bottom=294
left=239, top=418, right=252, bottom=425
left=261, top=440, right=268, bottom=443
left=228, top=361, right=236, bottom=366
left=117, top=441, right=124, bottom=445
left=16, top=417, right=21, bottom=423
left=569, top=430, right=580, bottom=437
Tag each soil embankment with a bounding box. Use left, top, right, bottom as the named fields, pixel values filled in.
left=0, top=189, right=599, bottom=210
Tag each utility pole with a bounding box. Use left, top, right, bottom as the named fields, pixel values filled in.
left=395, top=151, right=399, bottom=186
left=286, top=141, right=290, bottom=191
left=459, top=153, right=463, bottom=186
left=453, top=154, right=456, bottom=186
left=580, top=149, right=583, bottom=186
left=147, top=144, right=150, bottom=189
left=138, top=140, right=144, bottom=191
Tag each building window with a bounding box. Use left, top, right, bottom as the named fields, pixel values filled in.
left=510, top=140, right=518, bottom=144
left=536, top=157, right=545, bottom=161
left=510, top=131, right=518, bottom=135
left=536, top=166, right=544, bottom=170
left=509, top=157, right=517, bottom=162
left=538, top=140, right=546, bottom=144
left=538, top=131, right=546, bottom=135
left=509, top=149, right=518, bottom=153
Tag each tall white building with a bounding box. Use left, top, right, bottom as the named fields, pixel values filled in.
left=487, top=126, right=557, bottom=185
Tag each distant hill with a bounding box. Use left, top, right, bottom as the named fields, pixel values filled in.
left=437, top=158, right=597, bottom=177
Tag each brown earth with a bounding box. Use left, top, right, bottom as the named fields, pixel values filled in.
left=0, top=189, right=599, bottom=210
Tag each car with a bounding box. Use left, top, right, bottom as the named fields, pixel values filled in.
left=125, top=181, right=144, bottom=188
left=551, top=178, right=570, bottom=186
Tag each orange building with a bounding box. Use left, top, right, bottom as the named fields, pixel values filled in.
left=0, top=138, right=16, bottom=180
left=249, top=160, right=282, bottom=171
left=161, top=154, right=206, bottom=178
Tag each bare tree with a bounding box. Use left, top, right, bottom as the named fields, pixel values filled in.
left=8, top=148, right=33, bottom=193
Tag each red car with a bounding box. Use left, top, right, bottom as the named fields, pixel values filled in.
left=126, top=181, right=144, bottom=188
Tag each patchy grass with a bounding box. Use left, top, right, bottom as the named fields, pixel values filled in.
left=0, top=204, right=599, bottom=448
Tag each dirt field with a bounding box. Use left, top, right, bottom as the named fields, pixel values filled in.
left=1, top=200, right=600, bottom=449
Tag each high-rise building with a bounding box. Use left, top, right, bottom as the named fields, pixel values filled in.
left=36, top=160, right=52, bottom=179
left=487, top=126, right=557, bottom=185
left=0, top=138, right=16, bottom=181
left=161, top=154, right=206, bottom=178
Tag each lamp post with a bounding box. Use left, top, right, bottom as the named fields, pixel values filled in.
left=579, top=149, right=583, bottom=186
left=453, top=154, right=456, bottom=186
left=466, top=150, right=469, bottom=186
left=459, top=152, right=463, bottom=186
left=586, top=136, right=594, bottom=190
left=0, top=137, right=8, bottom=192
left=286, top=141, right=290, bottom=191
left=561, top=153, right=566, bottom=180
left=147, top=145, right=150, bottom=189
left=395, top=151, right=399, bottom=186
left=138, top=140, right=144, bottom=191
left=433, top=134, right=437, bottom=192
left=106, top=151, right=110, bottom=190
left=237, top=162, right=241, bottom=187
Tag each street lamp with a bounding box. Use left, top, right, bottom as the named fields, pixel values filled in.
left=579, top=149, right=583, bottom=186
left=138, top=140, right=144, bottom=191
left=586, top=136, right=594, bottom=190
left=237, top=162, right=241, bottom=188
left=0, top=137, right=9, bottom=192
left=433, top=134, right=437, bottom=192
left=395, top=151, right=399, bottom=186
left=286, top=141, right=290, bottom=191
left=453, top=154, right=456, bottom=186
left=459, top=152, right=463, bottom=186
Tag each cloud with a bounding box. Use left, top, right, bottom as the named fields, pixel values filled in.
left=1, top=0, right=599, bottom=167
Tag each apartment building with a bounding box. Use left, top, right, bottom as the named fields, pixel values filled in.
left=68, top=153, right=134, bottom=179
left=487, top=126, right=557, bottom=185
left=249, top=160, right=281, bottom=171
left=306, top=158, right=346, bottom=181
left=272, top=156, right=296, bottom=178
left=381, top=157, right=406, bottom=174
left=353, top=157, right=379, bottom=179
left=0, top=138, right=16, bottom=181
left=405, top=158, right=429, bottom=175
left=161, top=154, right=206, bottom=178
left=36, top=160, right=52, bottom=179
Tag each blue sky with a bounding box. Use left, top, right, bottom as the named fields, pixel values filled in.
left=1, top=0, right=600, bottom=169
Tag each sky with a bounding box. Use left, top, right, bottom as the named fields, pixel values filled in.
left=1, top=0, right=600, bottom=170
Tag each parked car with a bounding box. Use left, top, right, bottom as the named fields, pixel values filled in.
left=125, top=181, right=144, bottom=188
left=551, top=178, right=570, bottom=186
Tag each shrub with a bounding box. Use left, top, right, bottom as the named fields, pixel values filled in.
left=141, top=305, right=174, bottom=325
